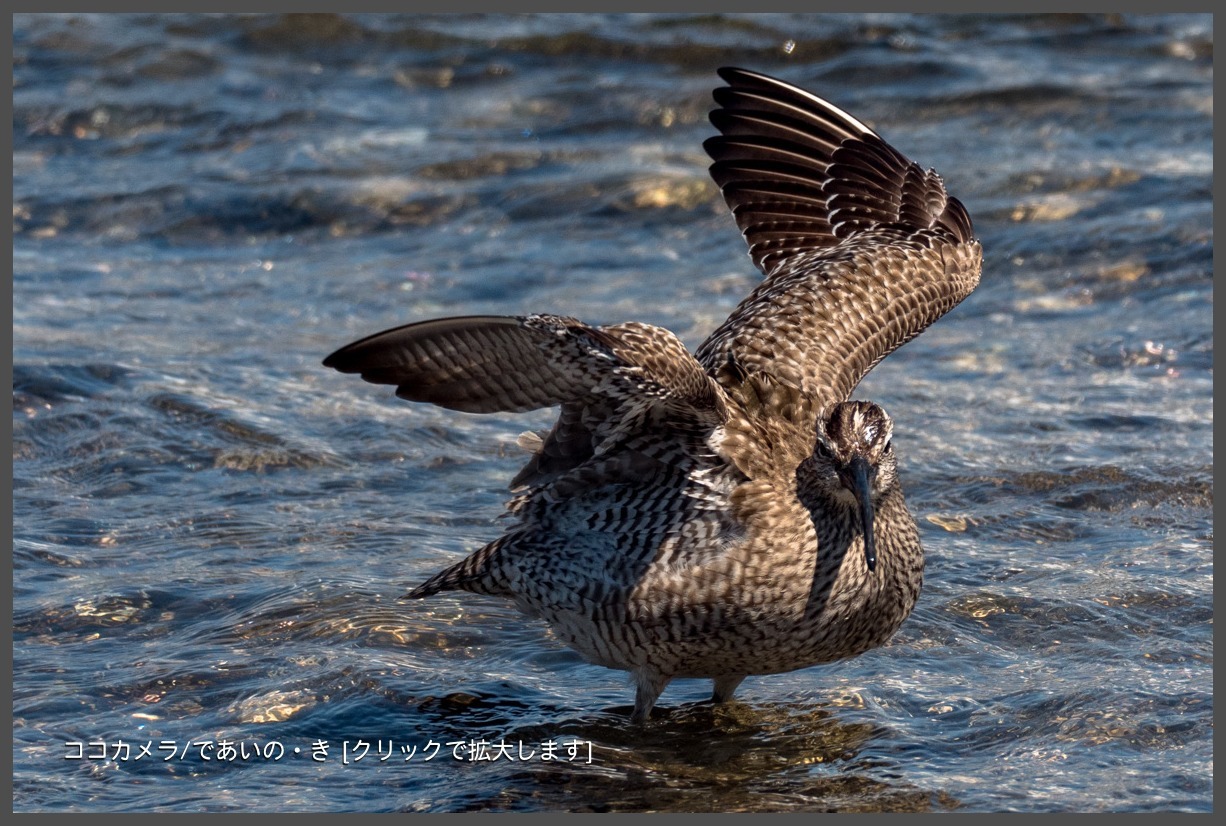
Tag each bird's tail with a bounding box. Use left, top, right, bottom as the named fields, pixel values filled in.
left=401, top=537, right=508, bottom=600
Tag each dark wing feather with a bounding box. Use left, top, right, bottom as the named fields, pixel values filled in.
left=704, top=66, right=975, bottom=268
left=697, top=66, right=982, bottom=401
left=325, top=314, right=720, bottom=413
left=323, top=315, right=575, bottom=413
left=325, top=314, right=726, bottom=488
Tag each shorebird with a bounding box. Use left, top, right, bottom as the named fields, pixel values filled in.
left=324, top=67, right=982, bottom=722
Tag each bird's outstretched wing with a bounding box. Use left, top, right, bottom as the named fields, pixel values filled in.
left=324, top=313, right=724, bottom=487
left=697, top=66, right=982, bottom=403
left=324, top=314, right=719, bottom=413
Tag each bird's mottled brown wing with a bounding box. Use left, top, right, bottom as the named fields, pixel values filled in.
left=324, top=313, right=725, bottom=487
left=324, top=314, right=720, bottom=414
left=325, top=315, right=566, bottom=413
left=697, top=66, right=982, bottom=402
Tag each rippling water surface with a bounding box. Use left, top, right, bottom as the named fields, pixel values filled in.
left=12, top=13, right=1212, bottom=812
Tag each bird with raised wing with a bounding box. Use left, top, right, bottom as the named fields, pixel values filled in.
left=324, top=67, right=982, bottom=723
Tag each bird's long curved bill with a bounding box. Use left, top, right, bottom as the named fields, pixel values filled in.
left=847, top=455, right=877, bottom=572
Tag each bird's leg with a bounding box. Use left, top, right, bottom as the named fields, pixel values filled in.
left=712, top=674, right=746, bottom=704
left=630, top=669, right=671, bottom=723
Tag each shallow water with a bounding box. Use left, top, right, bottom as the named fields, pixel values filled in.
left=12, top=13, right=1212, bottom=813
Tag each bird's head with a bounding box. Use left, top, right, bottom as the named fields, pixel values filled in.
left=812, top=400, right=899, bottom=572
